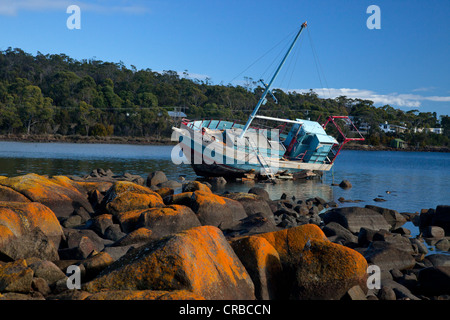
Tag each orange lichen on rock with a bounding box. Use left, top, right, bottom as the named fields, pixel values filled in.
left=0, top=259, right=34, bottom=293
left=0, top=185, right=31, bottom=202
left=113, top=227, right=153, bottom=247
left=230, top=236, right=283, bottom=300
left=83, top=226, right=255, bottom=300
left=183, top=181, right=212, bottom=193
left=50, top=175, right=113, bottom=195
left=103, top=181, right=164, bottom=216
left=290, top=238, right=369, bottom=300
left=154, top=187, right=174, bottom=199
left=255, top=224, right=328, bottom=264
left=170, top=192, right=193, bottom=206
left=0, top=173, right=92, bottom=217
left=115, top=209, right=148, bottom=233
left=190, top=191, right=247, bottom=228
left=0, top=201, right=64, bottom=248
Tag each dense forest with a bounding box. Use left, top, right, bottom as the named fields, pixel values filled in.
left=0, top=48, right=448, bottom=148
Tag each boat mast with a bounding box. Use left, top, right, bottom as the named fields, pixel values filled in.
left=239, top=21, right=307, bottom=139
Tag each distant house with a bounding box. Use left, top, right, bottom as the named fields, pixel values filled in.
left=427, top=128, right=443, bottom=134
left=412, top=127, right=443, bottom=134
left=390, top=138, right=407, bottom=149
left=379, top=122, right=407, bottom=134
left=348, top=116, right=371, bottom=133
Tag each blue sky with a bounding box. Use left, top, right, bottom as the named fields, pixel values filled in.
left=0, top=0, right=449, bottom=116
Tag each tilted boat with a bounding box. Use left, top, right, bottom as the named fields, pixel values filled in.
left=172, top=21, right=364, bottom=180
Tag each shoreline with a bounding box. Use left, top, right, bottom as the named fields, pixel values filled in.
left=1, top=134, right=449, bottom=153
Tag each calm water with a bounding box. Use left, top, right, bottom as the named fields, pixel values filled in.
left=1, top=141, right=449, bottom=240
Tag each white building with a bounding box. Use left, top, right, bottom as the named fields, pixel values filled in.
left=379, top=122, right=407, bottom=134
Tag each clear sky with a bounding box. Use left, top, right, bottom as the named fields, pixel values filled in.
left=0, top=0, right=449, bottom=116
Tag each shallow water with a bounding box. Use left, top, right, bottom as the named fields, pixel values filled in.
left=1, top=141, right=449, bottom=253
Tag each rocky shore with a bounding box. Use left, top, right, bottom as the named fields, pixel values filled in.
left=0, top=170, right=448, bottom=301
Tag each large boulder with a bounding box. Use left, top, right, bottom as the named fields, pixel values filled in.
left=321, top=207, right=391, bottom=233
left=0, top=174, right=93, bottom=217
left=290, top=238, right=368, bottom=300
left=223, top=193, right=275, bottom=222
left=146, top=171, right=168, bottom=188
left=182, top=181, right=212, bottom=193
left=253, top=224, right=367, bottom=300
left=83, top=226, right=255, bottom=300
left=0, top=260, right=34, bottom=293
left=99, top=181, right=164, bottom=216
left=0, top=201, right=64, bottom=259
left=0, top=228, right=59, bottom=261
left=230, top=236, right=283, bottom=300
left=189, top=191, right=247, bottom=229
left=363, top=241, right=416, bottom=271
left=135, top=205, right=202, bottom=240
left=365, top=205, right=407, bottom=227
left=0, top=185, right=31, bottom=202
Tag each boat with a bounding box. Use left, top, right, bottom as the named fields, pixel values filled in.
left=172, top=21, right=364, bottom=180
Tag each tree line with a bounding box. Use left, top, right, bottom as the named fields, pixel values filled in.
left=0, top=48, right=448, bottom=148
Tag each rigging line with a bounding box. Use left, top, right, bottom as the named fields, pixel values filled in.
left=307, top=27, right=332, bottom=100
left=228, top=28, right=298, bottom=85
left=259, top=32, right=295, bottom=85
left=287, top=34, right=304, bottom=92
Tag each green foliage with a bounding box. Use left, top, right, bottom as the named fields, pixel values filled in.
left=0, top=48, right=447, bottom=149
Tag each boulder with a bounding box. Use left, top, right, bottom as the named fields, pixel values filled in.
left=83, top=226, right=256, bottom=300
left=27, top=260, right=67, bottom=286
left=322, top=222, right=358, bottom=245
left=224, top=213, right=279, bottom=237
left=0, top=185, right=31, bottom=202
left=0, top=201, right=64, bottom=249
left=90, top=214, right=114, bottom=237
left=363, top=241, right=416, bottom=271
left=222, top=192, right=274, bottom=222
left=182, top=181, right=212, bottom=193
left=290, top=238, right=368, bottom=300
left=424, top=254, right=450, bottom=268
left=80, top=252, right=115, bottom=281
left=157, top=180, right=182, bottom=189
left=423, top=226, right=445, bottom=239
left=136, top=205, right=202, bottom=240
left=365, top=205, right=407, bottom=227
left=254, top=224, right=328, bottom=269
left=0, top=173, right=93, bottom=217
left=0, top=228, right=59, bottom=261
left=248, top=187, right=270, bottom=202
left=230, top=236, right=283, bottom=300
left=112, top=228, right=154, bottom=247
left=339, top=180, right=352, bottom=189
left=190, top=191, right=247, bottom=229
left=321, top=207, right=391, bottom=233
left=99, top=181, right=164, bottom=216
left=146, top=171, right=168, bottom=188
left=0, top=260, right=34, bottom=293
